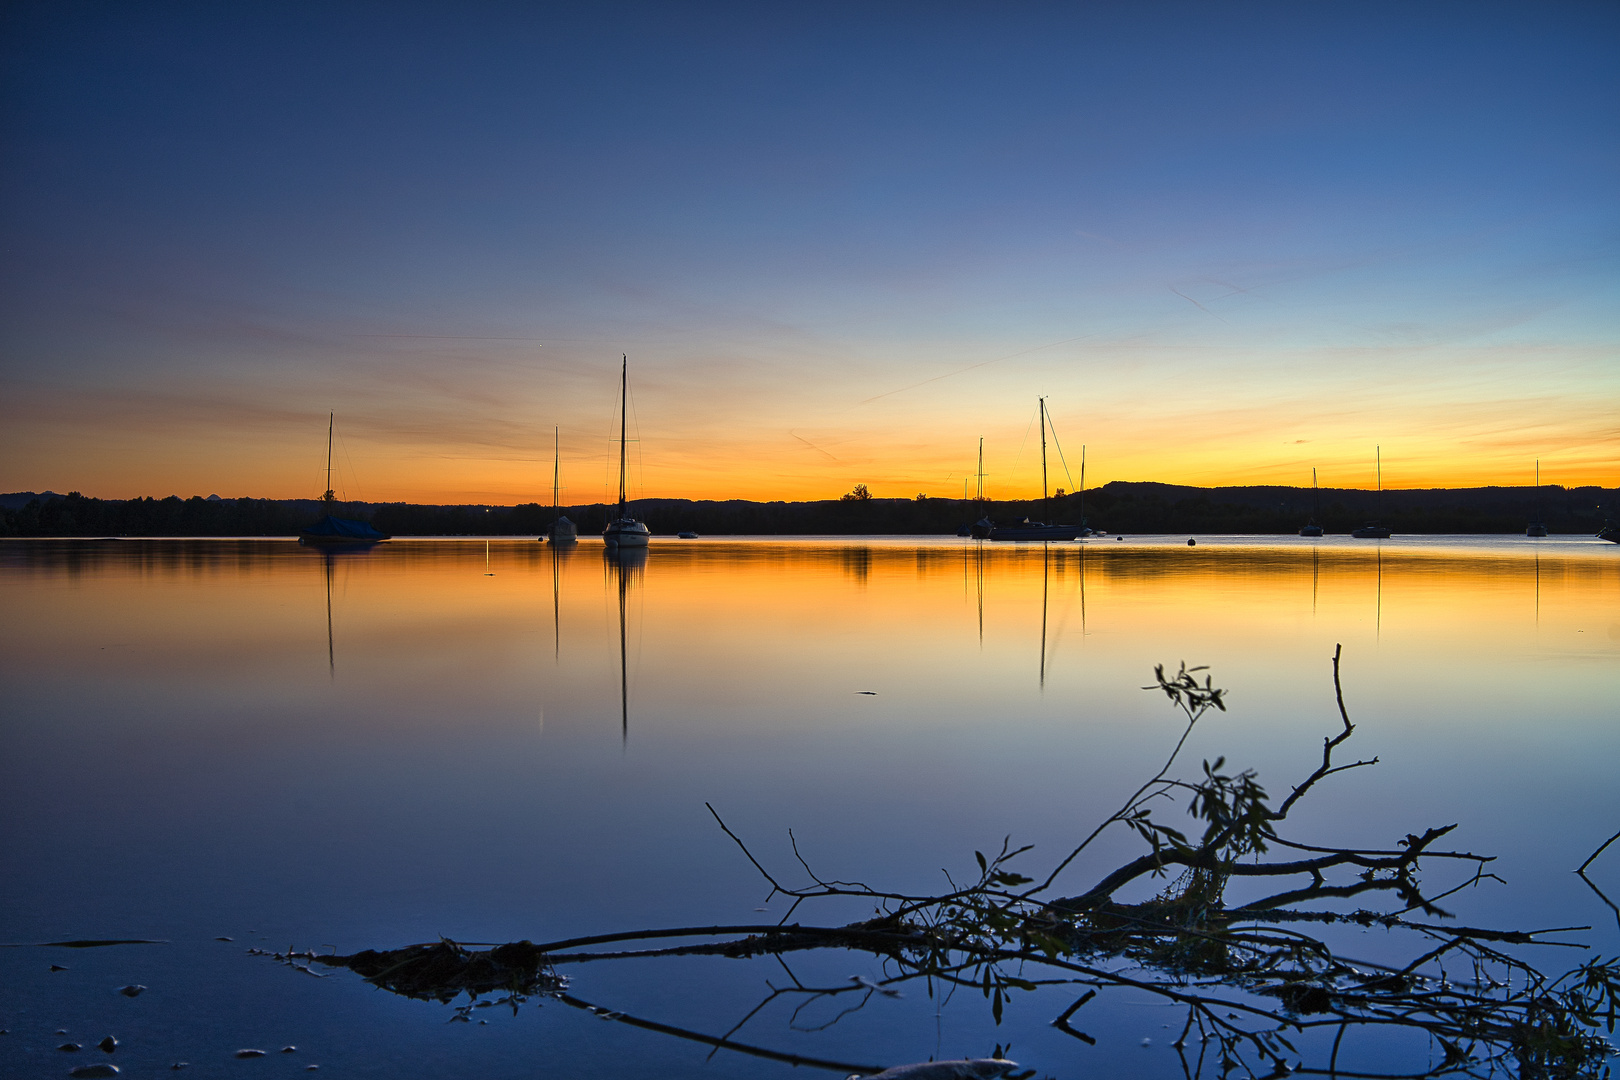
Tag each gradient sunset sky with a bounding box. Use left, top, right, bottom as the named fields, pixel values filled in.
left=2, top=2, right=1616, bottom=504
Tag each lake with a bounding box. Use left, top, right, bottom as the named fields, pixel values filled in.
left=3, top=535, right=1617, bottom=1078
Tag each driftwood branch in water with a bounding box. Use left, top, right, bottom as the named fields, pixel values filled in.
left=271, top=647, right=1620, bottom=1079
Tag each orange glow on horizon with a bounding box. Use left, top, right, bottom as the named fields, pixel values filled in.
left=3, top=341, right=1615, bottom=504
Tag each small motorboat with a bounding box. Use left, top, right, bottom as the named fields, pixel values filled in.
left=677, top=531, right=699, bottom=539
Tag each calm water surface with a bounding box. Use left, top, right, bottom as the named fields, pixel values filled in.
left=3, top=535, right=1617, bottom=1078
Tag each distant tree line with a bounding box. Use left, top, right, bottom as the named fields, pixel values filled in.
left=2, top=483, right=1615, bottom=537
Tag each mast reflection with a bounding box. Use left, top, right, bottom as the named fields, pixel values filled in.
left=550, top=540, right=578, bottom=662
left=325, top=552, right=335, bottom=677
left=1040, top=543, right=1050, bottom=688
left=604, top=545, right=647, bottom=745
left=312, top=544, right=376, bottom=677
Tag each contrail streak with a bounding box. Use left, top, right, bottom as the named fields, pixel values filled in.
left=790, top=430, right=841, bottom=462
left=1170, top=287, right=1227, bottom=322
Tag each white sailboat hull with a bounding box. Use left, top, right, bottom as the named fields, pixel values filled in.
left=604, top=519, right=650, bottom=547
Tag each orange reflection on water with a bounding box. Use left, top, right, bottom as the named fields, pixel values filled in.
left=6, top=537, right=1613, bottom=731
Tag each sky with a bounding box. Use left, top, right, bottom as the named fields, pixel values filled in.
left=1, top=2, right=1616, bottom=504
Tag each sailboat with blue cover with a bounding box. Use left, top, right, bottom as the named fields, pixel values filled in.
left=298, top=413, right=389, bottom=546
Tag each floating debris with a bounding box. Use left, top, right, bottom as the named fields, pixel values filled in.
left=235, top=1049, right=266, bottom=1058
left=169, top=1063, right=188, bottom=1070
left=51, top=964, right=68, bottom=971
left=216, top=937, right=234, bottom=942
left=98, top=1036, right=118, bottom=1052
left=280, top=1045, right=296, bottom=1053
left=58, top=1041, right=82, bottom=1052
left=850, top=975, right=902, bottom=999
left=69, top=1066, right=120, bottom=1078
left=117, top=985, right=145, bottom=998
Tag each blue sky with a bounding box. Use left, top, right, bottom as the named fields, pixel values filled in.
left=2, top=2, right=1616, bottom=502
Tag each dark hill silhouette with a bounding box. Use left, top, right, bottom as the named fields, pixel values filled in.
left=3, top=482, right=1615, bottom=537
left=0, top=490, right=64, bottom=510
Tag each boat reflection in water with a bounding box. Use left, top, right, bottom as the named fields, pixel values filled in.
left=316, top=543, right=381, bottom=676
left=604, top=542, right=647, bottom=743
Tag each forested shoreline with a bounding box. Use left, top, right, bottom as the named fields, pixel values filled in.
left=3, top=482, right=1614, bottom=537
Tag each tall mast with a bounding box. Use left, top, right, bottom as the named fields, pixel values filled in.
left=323, top=412, right=334, bottom=505
left=617, top=355, right=628, bottom=519
left=976, top=438, right=983, bottom=501
left=1080, top=444, right=1086, bottom=527
left=552, top=427, right=560, bottom=522
left=1039, top=398, right=1048, bottom=522
left=1313, top=467, right=1319, bottom=517
left=1376, top=446, right=1382, bottom=518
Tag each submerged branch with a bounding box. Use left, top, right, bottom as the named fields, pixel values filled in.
left=271, top=648, right=1619, bottom=1079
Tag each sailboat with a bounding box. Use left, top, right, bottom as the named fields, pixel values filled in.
left=1078, top=444, right=1102, bottom=536
left=989, top=399, right=1086, bottom=541
left=602, top=355, right=650, bottom=548
left=1525, top=460, right=1547, bottom=537
left=1299, top=468, right=1324, bottom=536
left=298, top=413, right=389, bottom=546
left=966, top=438, right=994, bottom=538
left=1351, top=448, right=1392, bottom=539
left=546, top=426, right=577, bottom=544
